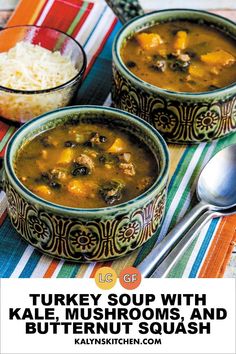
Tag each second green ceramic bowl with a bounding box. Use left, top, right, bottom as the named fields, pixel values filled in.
left=112, top=9, right=236, bottom=144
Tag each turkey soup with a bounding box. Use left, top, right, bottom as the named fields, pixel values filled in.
left=121, top=20, right=236, bottom=92
left=14, top=120, right=158, bottom=208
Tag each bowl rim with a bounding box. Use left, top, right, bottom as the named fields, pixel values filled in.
left=5, top=105, right=169, bottom=216
left=113, top=8, right=236, bottom=98
left=0, top=24, right=87, bottom=94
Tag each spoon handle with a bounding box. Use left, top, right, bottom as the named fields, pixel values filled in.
left=137, top=201, right=209, bottom=277
left=149, top=211, right=214, bottom=278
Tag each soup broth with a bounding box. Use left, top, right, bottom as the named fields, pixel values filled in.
left=14, top=121, right=158, bottom=208
left=121, top=20, right=236, bottom=92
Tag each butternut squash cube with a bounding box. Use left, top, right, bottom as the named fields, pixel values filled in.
left=107, top=138, right=126, bottom=153
left=189, top=64, right=205, bottom=78
left=67, top=180, right=84, bottom=197
left=41, top=150, right=48, bottom=159
left=157, top=47, right=167, bottom=57
left=35, top=185, right=52, bottom=198
left=173, top=31, right=188, bottom=51
left=67, top=180, right=97, bottom=198
left=201, top=50, right=235, bottom=67
left=136, top=33, right=163, bottom=51
left=57, top=148, right=74, bottom=165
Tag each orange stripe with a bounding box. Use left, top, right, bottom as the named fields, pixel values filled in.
left=199, top=215, right=236, bottom=278
left=218, top=240, right=235, bottom=278
left=43, top=259, right=59, bottom=278
left=90, top=262, right=112, bottom=278
left=7, top=0, right=47, bottom=26
left=0, top=210, right=7, bottom=226
left=0, top=0, right=47, bottom=52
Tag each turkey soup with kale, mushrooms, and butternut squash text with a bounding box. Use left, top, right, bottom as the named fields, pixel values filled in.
left=121, top=20, right=236, bottom=92
left=14, top=120, right=158, bottom=208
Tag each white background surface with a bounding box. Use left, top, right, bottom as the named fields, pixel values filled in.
left=1, top=278, right=235, bottom=354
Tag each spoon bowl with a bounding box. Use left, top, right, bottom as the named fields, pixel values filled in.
left=197, top=144, right=236, bottom=209
left=137, top=143, right=236, bottom=277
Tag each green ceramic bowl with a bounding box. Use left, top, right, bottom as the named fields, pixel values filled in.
left=1, top=106, right=169, bottom=262
left=112, top=9, right=236, bottom=144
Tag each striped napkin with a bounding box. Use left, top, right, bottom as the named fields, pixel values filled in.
left=0, top=0, right=235, bottom=278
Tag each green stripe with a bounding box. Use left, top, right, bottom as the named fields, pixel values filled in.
left=167, top=238, right=198, bottom=278
left=165, top=146, right=197, bottom=212
left=67, top=2, right=88, bottom=36
left=168, top=144, right=211, bottom=229
left=164, top=144, right=214, bottom=275
left=213, top=132, right=236, bottom=155
left=57, top=263, right=80, bottom=278
left=0, top=127, right=15, bottom=152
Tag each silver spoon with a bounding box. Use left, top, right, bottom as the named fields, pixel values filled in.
left=150, top=206, right=236, bottom=278
left=137, top=144, right=236, bottom=277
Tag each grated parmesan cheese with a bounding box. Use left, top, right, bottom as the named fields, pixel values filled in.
left=0, top=41, right=80, bottom=122
left=0, top=41, right=78, bottom=90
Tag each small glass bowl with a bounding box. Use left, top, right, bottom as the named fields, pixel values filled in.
left=0, top=25, right=86, bottom=123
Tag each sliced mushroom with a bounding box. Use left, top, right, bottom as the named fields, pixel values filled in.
left=64, top=140, right=77, bottom=148
left=50, top=168, right=68, bottom=181
left=118, top=152, right=132, bottom=163
left=35, top=171, right=62, bottom=189
left=99, top=180, right=124, bottom=205
left=84, top=132, right=108, bottom=147
left=40, top=135, right=57, bottom=148
left=170, top=53, right=191, bottom=72
left=90, top=132, right=100, bottom=145
left=99, top=153, right=119, bottom=165
left=150, top=60, right=167, bottom=72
